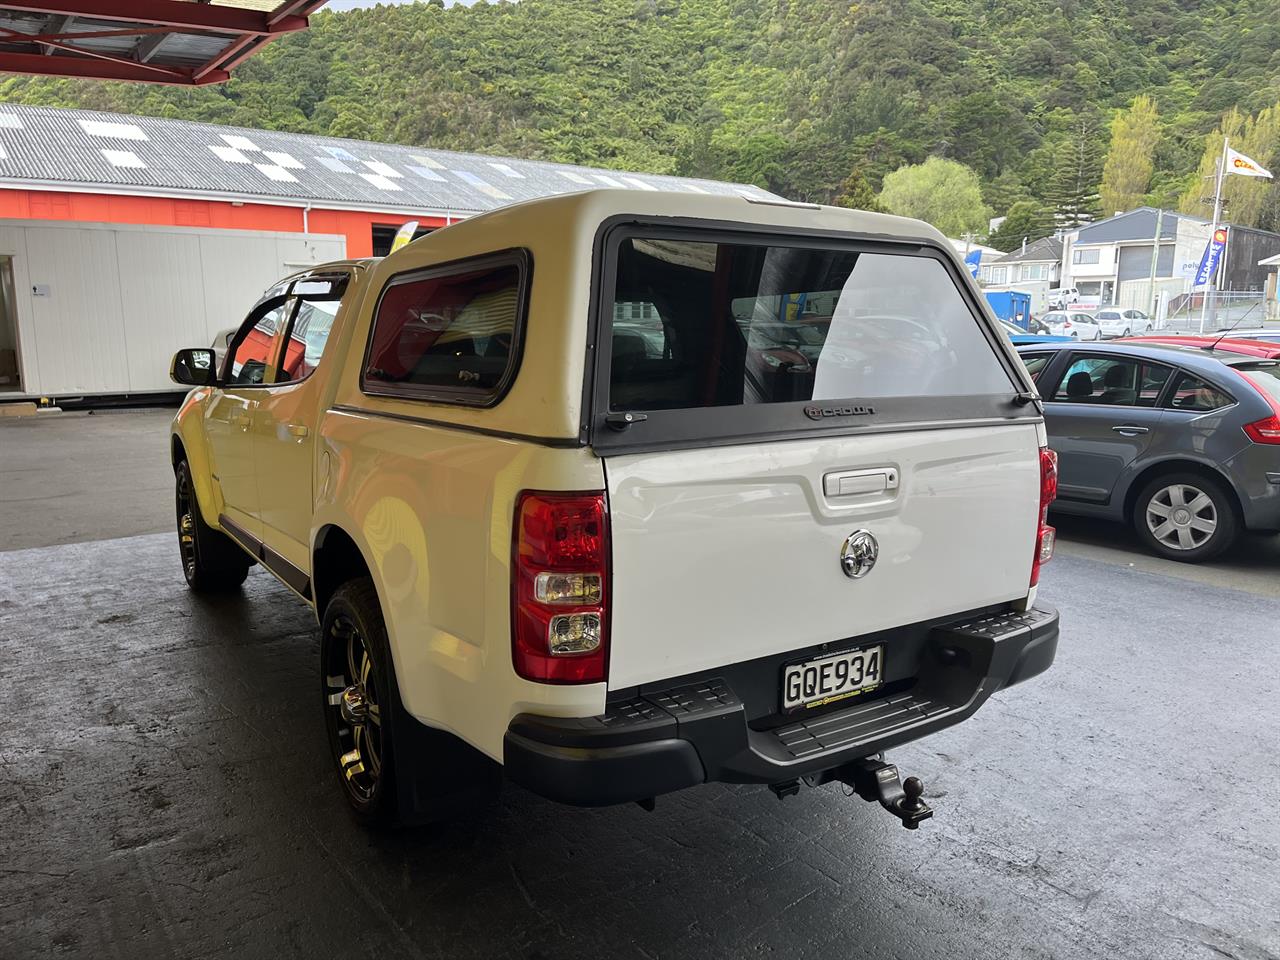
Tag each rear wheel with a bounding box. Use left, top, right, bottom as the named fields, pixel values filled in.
left=1122, top=327, right=1131, bottom=337
left=175, top=460, right=252, bottom=591
left=1133, top=473, right=1239, bottom=563
left=322, top=578, right=398, bottom=825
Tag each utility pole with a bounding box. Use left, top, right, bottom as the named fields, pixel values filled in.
left=1199, top=136, right=1229, bottom=333
left=1146, top=207, right=1163, bottom=317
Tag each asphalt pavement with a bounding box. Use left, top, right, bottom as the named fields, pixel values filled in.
left=1, top=410, right=1278, bottom=960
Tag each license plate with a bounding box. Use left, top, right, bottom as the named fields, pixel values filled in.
left=782, top=645, right=884, bottom=711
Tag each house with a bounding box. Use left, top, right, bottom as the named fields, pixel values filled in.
left=979, top=237, right=1063, bottom=315
left=1059, top=207, right=1280, bottom=310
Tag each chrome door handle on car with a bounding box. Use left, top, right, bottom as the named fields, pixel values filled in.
left=1112, top=425, right=1149, bottom=436
left=286, top=423, right=309, bottom=439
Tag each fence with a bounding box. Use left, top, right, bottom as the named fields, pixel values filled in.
left=1160, top=290, right=1269, bottom=333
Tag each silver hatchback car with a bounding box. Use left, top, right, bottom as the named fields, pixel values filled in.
left=1018, top=342, right=1280, bottom=562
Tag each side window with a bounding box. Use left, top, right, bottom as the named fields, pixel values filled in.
left=363, top=254, right=526, bottom=403
left=1019, top=353, right=1051, bottom=383
left=275, top=276, right=347, bottom=385
left=226, top=299, right=294, bottom=386
left=1053, top=356, right=1157, bottom=406
left=1167, top=374, right=1233, bottom=411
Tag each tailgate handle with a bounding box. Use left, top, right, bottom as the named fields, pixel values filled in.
left=823, top=468, right=898, bottom=498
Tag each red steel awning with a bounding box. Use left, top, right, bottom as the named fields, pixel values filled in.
left=0, top=0, right=328, bottom=85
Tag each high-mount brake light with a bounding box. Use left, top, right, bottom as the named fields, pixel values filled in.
left=1030, top=447, right=1058, bottom=586
left=511, top=491, right=610, bottom=683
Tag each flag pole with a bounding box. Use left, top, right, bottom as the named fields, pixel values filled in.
left=1200, top=136, right=1229, bottom=333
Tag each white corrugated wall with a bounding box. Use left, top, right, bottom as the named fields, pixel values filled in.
left=0, top=219, right=345, bottom=397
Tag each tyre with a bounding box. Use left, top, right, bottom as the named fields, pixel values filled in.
left=321, top=578, right=400, bottom=825
left=1133, top=473, right=1239, bottom=563
left=1122, top=327, right=1131, bottom=337
left=175, top=460, right=252, bottom=591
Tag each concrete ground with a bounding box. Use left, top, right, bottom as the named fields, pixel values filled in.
left=2, top=411, right=1278, bottom=960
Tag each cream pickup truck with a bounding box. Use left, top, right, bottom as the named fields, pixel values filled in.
left=169, top=190, right=1060, bottom=828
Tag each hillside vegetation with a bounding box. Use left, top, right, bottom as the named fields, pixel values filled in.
left=3, top=0, right=1279, bottom=236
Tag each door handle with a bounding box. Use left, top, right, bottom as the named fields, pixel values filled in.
left=823, top=467, right=899, bottom=498
left=231, top=414, right=252, bottom=431
left=1111, top=425, right=1149, bottom=436
left=286, top=423, right=309, bottom=439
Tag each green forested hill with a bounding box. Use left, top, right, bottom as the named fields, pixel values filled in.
left=3, top=0, right=1279, bottom=230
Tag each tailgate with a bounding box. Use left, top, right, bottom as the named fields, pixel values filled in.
left=604, top=423, right=1040, bottom=688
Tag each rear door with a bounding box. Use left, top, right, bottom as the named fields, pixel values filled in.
left=589, top=227, right=1044, bottom=689
left=1039, top=352, right=1173, bottom=504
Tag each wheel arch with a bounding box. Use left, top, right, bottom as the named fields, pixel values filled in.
left=312, top=523, right=376, bottom=617
left=170, top=417, right=220, bottom=528
left=1120, top=457, right=1244, bottom=525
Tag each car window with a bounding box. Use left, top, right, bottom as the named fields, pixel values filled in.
left=1097, top=311, right=1122, bottom=320
left=1167, top=374, right=1233, bottom=411
left=226, top=299, right=293, bottom=386
left=1053, top=356, right=1172, bottom=406
left=606, top=237, right=1014, bottom=412
left=278, top=299, right=340, bottom=384
left=1019, top=353, right=1052, bottom=382
left=364, top=254, right=525, bottom=403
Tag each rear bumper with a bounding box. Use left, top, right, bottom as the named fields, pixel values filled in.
left=504, top=605, right=1059, bottom=806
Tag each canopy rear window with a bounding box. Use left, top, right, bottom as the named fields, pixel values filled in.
left=592, top=225, right=1026, bottom=452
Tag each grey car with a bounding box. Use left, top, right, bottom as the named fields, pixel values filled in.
left=1018, top=342, right=1280, bottom=562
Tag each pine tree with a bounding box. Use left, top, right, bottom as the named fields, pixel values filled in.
left=1047, top=116, right=1104, bottom=228
left=1099, top=95, right=1160, bottom=217
left=988, top=201, right=1055, bottom=252
left=834, top=167, right=883, bottom=212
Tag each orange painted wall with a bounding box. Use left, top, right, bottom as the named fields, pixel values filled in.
left=0, top=189, right=448, bottom=258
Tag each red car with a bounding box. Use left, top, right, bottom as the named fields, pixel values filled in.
left=1118, top=335, right=1280, bottom=360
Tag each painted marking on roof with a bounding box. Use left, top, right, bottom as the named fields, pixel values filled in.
left=101, top=149, right=146, bottom=169
left=0, top=146, right=8, bottom=161
left=317, top=156, right=353, bottom=173
left=622, top=177, right=658, bottom=191
left=488, top=162, right=524, bottom=179
left=593, top=174, right=625, bottom=188
left=407, top=165, right=446, bottom=182
left=221, top=134, right=260, bottom=152
left=410, top=153, right=445, bottom=170
left=363, top=159, right=402, bottom=179
left=453, top=170, right=512, bottom=200
left=324, top=146, right=357, bottom=161
left=78, top=119, right=148, bottom=141
left=559, top=171, right=592, bottom=185
left=255, top=163, right=298, bottom=184
left=209, top=145, right=250, bottom=164
left=264, top=151, right=304, bottom=170
left=0, top=114, right=23, bottom=130
left=359, top=173, right=402, bottom=191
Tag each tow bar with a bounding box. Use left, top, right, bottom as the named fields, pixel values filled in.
left=837, top=756, right=933, bottom=829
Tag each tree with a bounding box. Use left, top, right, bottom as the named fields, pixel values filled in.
left=877, top=156, right=991, bottom=237
left=834, top=167, right=883, bottom=212
left=1178, top=104, right=1280, bottom=228
left=1045, top=115, right=1104, bottom=228
left=1100, top=95, right=1161, bottom=217
left=988, top=201, right=1054, bottom=252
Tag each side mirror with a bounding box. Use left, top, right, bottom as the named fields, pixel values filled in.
left=171, top=348, right=217, bottom=387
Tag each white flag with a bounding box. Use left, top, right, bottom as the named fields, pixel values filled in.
left=1225, top=147, right=1274, bottom=179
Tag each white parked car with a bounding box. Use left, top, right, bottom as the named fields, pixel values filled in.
left=1094, top=306, right=1153, bottom=338
left=1212, top=327, right=1280, bottom=344
left=1048, top=287, right=1078, bottom=310
left=167, top=190, right=1060, bottom=828
left=1042, top=310, right=1103, bottom=340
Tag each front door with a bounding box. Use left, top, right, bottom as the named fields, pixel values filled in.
left=252, top=274, right=348, bottom=582
left=1041, top=352, right=1174, bottom=504
left=204, top=295, right=294, bottom=538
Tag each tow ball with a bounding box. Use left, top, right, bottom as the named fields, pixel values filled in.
left=837, top=756, right=933, bottom=829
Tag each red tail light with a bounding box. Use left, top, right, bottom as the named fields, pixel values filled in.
left=1030, top=447, right=1058, bottom=586
left=512, top=491, right=610, bottom=683
left=1237, top=371, right=1280, bottom=444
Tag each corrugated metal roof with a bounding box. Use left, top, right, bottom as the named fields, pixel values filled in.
left=0, top=103, right=776, bottom=216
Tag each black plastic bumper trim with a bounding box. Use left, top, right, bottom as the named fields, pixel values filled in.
left=504, top=604, right=1059, bottom=807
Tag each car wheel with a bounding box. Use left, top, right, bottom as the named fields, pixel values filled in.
left=1071, top=331, right=1079, bottom=339
left=322, top=578, right=401, bottom=826
left=1122, top=327, right=1131, bottom=337
left=1133, top=473, right=1239, bottom=563
left=175, top=460, right=252, bottom=591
